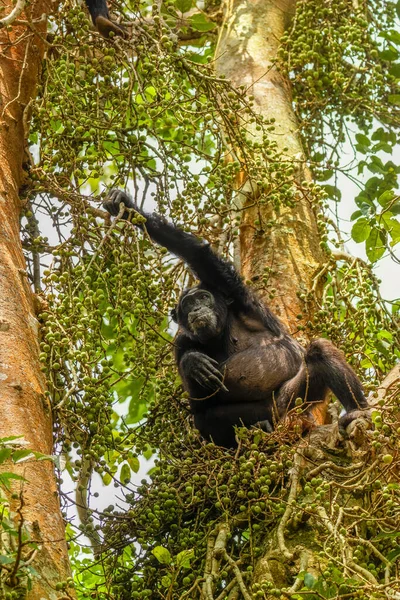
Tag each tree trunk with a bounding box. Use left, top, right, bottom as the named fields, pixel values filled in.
left=0, top=3, right=73, bottom=597
left=215, top=0, right=325, bottom=332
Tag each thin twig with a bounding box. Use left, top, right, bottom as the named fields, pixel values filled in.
left=277, top=451, right=302, bottom=559
left=222, top=551, right=252, bottom=600
left=0, top=0, right=26, bottom=27
left=215, top=579, right=238, bottom=600
left=306, top=461, right=364, bottom=479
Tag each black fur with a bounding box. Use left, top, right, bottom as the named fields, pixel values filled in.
left=104, top=189, right=370, bottom=447
left=84, top=0, right=127, bottom=38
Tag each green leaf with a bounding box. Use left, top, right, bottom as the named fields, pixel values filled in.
left=102, top=473, right=112, bottom=486
left=377, top=330, right=394, bottom=342
left=0, top=473, right=26, bottom=491
left=391, top=201, right=400, bottom=215
left=374, top=531, right=400, bottom=540
left=380, top=48, right=399, bottom=62
left=355, top=143, right=369, bottom=155
left=358, top=160, right=368, bottom=174
left=388, top=94, right=400, bottom=105
left=161, top=575, right=172, bottom=588
left=317, top=169, right=334, bottom=182
left=367, top=156, right=385, bottom=174
left=189, top=13, right=216, bottom=32
left=378, top=190, right=395, bottom=207
left=152, top=546, right=172, bottom=565
left=388, top=547, right=400, bottom=562
left=351, top=218, right=371, bottom=243
left=143, top=446, right=153, bottom=460
left=176, top=0, right=192, bottom=13
left=0, top=448, right=12, bottom=464
left=371, top=142, right=393, bottom=154
left=0, top=555, right=15, bottom=565
left=127, top=456, right=140, bottom=473
left=120, top=463, right=131, bottom=484
left=35, top=453, right=54, bottom=462
left=144, top=86, right=157, bottom=99
left=355, top=133, right=370, bottom=146
left=176, top=548, right=194, bottom=568
left=383, top=216, right=400, bottom=244
left=386, top=29, right=400, bottom=44
left=366, top=228, right=386, bottom=262
left=321, top=184, right=341, bottom=201
left=29, top=132, right=39, bottom=145
left=185, top=52, right=208, bottom=64
left=12, top=450, right=35, bottom=464
left=390, top=63, right=400, bottom=78
left=304, top=573, right=316, bottom=589
left=26, top=565, right=40, bottom=578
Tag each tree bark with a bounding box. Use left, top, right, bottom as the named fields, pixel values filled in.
left=215, top=0, right=325, bottom=332
left=0, top=2, right=73, bottom=597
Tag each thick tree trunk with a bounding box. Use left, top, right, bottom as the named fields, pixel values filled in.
left=0, top=3, right=73, bottom=597
left=215, top=0, right=325, bottom=332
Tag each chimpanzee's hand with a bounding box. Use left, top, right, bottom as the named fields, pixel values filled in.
left=95, top=16, right=128, bottom=39
left=180, top=352, right=228, bottom=395
left=103, top=189, right=136, bottom=217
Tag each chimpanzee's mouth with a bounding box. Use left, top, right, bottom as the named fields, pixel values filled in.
left=191, top=316, right=208, bottom=328
left=188, top=310, right=218, bottom=336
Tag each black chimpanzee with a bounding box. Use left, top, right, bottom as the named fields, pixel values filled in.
left=103, top=189, right=370, bottom=448
left=84, top=0, right=127, bottom=38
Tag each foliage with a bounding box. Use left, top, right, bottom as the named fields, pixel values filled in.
left=279, top=0, right=400, bottom=260
left=279, top=0, right=399, bottom=134
left=0, top=438, right=53, bottom=598
left=96, top=417, right=400, bottom=600
left=16, top=0, right=400, bottom=597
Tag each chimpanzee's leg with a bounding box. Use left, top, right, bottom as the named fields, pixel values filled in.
left=276, top=339, right=369, bottom=426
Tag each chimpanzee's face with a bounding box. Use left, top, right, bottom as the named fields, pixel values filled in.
left=171, top=286, right=227, bottom=342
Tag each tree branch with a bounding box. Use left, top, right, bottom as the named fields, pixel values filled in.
left=0, top=0, right=26, bottom=28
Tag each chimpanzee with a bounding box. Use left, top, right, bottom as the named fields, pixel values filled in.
left=103, top=189, right=370, bottom=448
left=84, top=0, right=127, bottom=38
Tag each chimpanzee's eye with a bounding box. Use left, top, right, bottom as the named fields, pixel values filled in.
left=181, top=296, right=194, bottom=309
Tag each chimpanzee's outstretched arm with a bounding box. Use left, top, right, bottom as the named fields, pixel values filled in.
left=104, top=189, right=281, bottom=332
left=104, top=190, right=244, bottom=294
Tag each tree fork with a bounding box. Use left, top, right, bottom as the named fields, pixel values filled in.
left=0, top=1, right=73, bottom=597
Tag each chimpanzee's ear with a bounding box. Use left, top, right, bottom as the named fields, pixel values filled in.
left=171, top=306, right=178, bottom=323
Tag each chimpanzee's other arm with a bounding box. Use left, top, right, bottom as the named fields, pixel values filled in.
left=174, top=333, right=228, bottom=396
left=85, top=0, right=127, bottom=38
left=104, top=189, right=282, bottom=334
left=104, top=190, right=244, bottom=294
